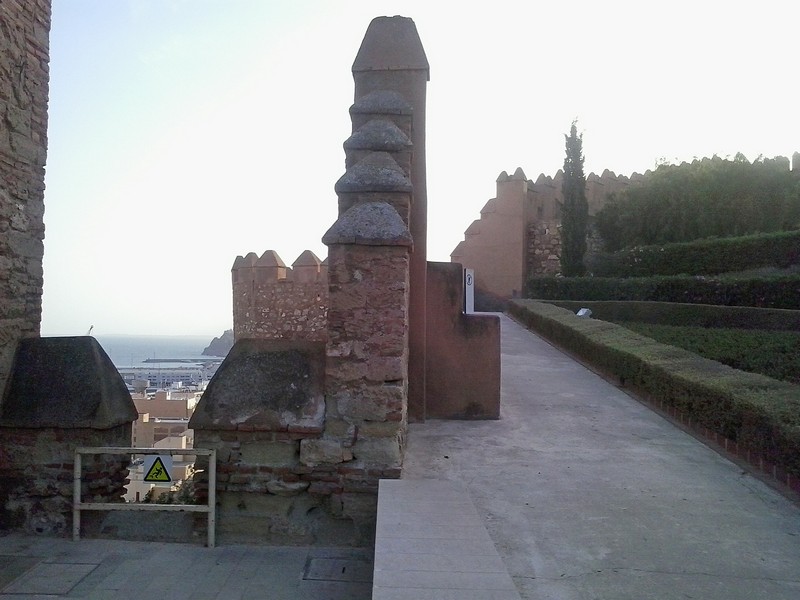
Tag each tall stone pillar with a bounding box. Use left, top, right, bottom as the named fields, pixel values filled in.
left=351, top=16, right=429, bottom=421
left=0, top=2, right=51, bottom=394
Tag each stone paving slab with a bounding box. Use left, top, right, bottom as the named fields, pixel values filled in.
left=0, top=535, right=372, bottom=600
left=373, top=479, right=521, bottom=600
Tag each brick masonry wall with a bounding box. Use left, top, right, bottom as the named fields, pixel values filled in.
left=0, top=424, right=131, bottom=536
left=0, top=2, right=50, bottom=395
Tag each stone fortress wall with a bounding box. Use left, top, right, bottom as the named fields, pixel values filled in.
left=454, top=156, right=800, bottom=299
left=451, top=167, right=646, bottom=298
left=232, top=249, right=328, bottom=342
left=0, top=2, right=50, bottom=395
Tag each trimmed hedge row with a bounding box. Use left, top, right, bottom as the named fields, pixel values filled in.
left=588, top=230, right=800, bottom=278
left=544, top=301, right=800, bottom=331
left=525, top=275, right=800, bottom=309
left=508, top=299, right=800, bottom=478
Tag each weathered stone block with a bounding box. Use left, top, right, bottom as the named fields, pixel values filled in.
left=300, top=438, right=351, bottom=467
left=189, top=339, right=325, bottom=432
left=239, top=441, right=299, bottom=467
left=333, top=385, right=404, bottom=421
left=365, top=355, right=405, bottom=381
left=351, top=437, right=402, bottom=467
left=266, top=480, right=309, bottom=496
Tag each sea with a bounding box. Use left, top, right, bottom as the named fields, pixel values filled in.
left=94, top=334, right=217, bottom=368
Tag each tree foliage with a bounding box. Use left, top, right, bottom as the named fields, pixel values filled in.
left=560, top=121, right=589, bottom=276
left=595, top=155, right=800, bottom=252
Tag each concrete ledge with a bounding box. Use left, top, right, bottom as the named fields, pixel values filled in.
left=373, top=479, right=521, bottom=600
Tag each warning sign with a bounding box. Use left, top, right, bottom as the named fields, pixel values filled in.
left=143, top=455, right=172, bottom=483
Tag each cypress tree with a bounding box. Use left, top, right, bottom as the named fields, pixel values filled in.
left=560, top=121, right=588, bottom=276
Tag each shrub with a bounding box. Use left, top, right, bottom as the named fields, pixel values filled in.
left=508, top=300, right=800, bottom=478
left=525, top=275, right=800, bottom=309
left=588, top=230, right=800, bottom=278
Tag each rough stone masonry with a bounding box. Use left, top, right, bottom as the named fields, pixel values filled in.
left=0, top=2, right=50, bottom=396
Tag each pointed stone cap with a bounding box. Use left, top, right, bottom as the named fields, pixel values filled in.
left=232, top=252, right=259, bottom=270
left=511, top=167, right=527, bottom=180
left=189, top=340, right=326, bottom=432
left=351, top=90, right=413, bottom=116
left=0, top=337, right=137, bottom=429
left=292, top=250, right=322, bottom=268
left=353, top=16, right=430, bottom=79
left=323, top=201, right=412, bottom=247
left=335, top=152, right=412, bottom=193
left=344, top=119, right=412, bottom=153
left=466, top=219, right=482, bottom=234
left=450, top=241, right=466, bottom=259
left=257, top=250, right=286, bottom=267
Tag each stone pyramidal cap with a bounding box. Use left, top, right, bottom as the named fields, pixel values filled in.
left=231, top=255, right=249, bottom=270
left=344, top=118, right=412, bottom=153
left=335, top=151, right=412, bottom=193
left=511, top=167, right=527, bottom=180
left=257, top=250, right=286, bottom=267
left=352, top=15, right=430, bottom=78
left=0, top=337, right=137, bottom=429
left=322, top=201, right=412, bottom=247
left=351, top=90, right=413, bottom=116
left=292, top=250, right=322, bottom=268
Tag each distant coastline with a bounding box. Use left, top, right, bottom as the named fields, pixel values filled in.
left=92, top=334, right=221, bottom=368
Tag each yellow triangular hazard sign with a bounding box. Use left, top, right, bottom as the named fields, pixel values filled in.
left=144, top=456, right=172, bottom=483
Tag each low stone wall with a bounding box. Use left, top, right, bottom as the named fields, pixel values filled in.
left=190, top=338, right=400, bottom=545
left=0, top=337, right=137, bottom=536
left=0, top=425, right=131, bottom=535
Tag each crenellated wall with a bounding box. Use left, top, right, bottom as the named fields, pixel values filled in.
left=0, top=2, right=50, bottom=395
left=232, top=249, right=328, bottom=342
left=451, top=167, right=644, bottom=298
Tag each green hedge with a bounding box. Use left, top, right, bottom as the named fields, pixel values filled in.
left=508, top=299, right=800, bottom=477
left=588, top=230, right=800, bottom=278
left=545, top=301, right=800, bottom=331
left=525, top=275, right=800, bottom=309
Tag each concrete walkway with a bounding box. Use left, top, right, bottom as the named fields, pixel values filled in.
left=403, top=314, right=800, bottom=600
left=0, top=536, right=372, bottom=599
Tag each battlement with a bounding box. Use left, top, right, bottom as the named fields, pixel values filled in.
left=231, top=250, right=328, bottom=285
left=231, top=250, right=328, bottom=342
left=453, top=167, right=647, bottom=298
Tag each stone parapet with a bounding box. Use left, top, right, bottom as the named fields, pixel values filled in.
left=0, top=337, right=137, bottom=535
left=232, top=250, right=328, bottom=342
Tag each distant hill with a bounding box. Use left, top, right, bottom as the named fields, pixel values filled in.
left=202, top=329, right=234, bottom=357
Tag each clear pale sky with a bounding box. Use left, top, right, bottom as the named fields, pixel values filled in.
left=41, top=0, right=799, bottom=336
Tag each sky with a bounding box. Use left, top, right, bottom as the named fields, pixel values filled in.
left=41, top=0, right=799, bottom=336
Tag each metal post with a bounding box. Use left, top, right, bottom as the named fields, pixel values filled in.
left=72, top=450, right=82, bottom=541
left=207, top=449, right=216, bottom=548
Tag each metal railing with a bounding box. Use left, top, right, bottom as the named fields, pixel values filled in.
left=73, top=447, right=216, bottom=547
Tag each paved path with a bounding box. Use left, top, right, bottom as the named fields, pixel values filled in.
left=403, top=314, right=800, bottom=600
left=0, top=536, right=372, bottom=599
